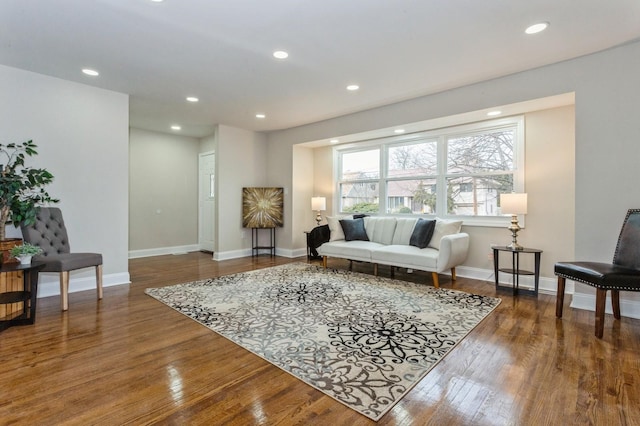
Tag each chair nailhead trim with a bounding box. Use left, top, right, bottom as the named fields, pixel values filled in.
left=555, top=272, right=640, bottom=291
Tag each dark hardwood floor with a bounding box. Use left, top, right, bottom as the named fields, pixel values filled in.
left=1, top=252, right=639, bottom=425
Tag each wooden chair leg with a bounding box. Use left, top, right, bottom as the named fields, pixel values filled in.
left=431, top=272, right=439, bottom=288
left=450, top=268, right=457, bottom=281
left=96, top=264, right=103, bottom=300
left=595, top=288, right=607, bottom=338
left=556, top=277, right=566, bottom=318
left=611, top=289, right=621, bottom=319
left=60, top=271, right=70, bottom=311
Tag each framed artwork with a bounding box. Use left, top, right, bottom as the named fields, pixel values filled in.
left=242, top=187, right=284, bottom=228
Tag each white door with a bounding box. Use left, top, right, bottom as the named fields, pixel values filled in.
left=198, top=152, right=215, bottom=252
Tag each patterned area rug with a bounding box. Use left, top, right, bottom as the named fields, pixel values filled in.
left=145, top=263, right=500, bottom=421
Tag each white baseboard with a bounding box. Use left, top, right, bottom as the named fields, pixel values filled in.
left=128, top=247, right=640, bottom=320
left=456, top=265, right=640, bottom=319
left=36, top=272, right=130, bottom=298
left=213, top=248, right=252, bottom=261
left=571, top=292, right=640, bottom=320
left=455, top=265, right=566, bottom=296
left=214, top=247, right=306, bottom=260
left=128, top=244, right=201, bottom=259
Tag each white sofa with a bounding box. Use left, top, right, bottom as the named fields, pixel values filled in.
left=317, top=216, right=469, bottom=288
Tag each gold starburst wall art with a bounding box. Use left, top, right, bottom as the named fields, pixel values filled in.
left=242, top=187, right=284, bottom=228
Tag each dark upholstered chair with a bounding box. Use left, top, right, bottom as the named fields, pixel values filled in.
left=21, top=207, right=103, bottom=311
left=555, top=209, right=640, bottom=338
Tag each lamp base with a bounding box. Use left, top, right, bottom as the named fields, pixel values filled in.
left=315, top=211, right=322, bottom=226
left=507, top=214, right=524, bottom=250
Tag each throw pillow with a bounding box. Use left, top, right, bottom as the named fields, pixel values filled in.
left=409, top=218, right=436, bottom=249
left=428, top=218, right=463, bottom=250
left=326, top=215, right=348, bottom=241
left=339, top=218, right=369, bottom=241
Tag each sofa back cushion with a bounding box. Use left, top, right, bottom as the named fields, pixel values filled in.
left=364, top=217, right=397, bottom=245
left=326, top=215, right=350, bottom=241
left=428, top=218, right=463, bottom=249
left=339, top=217, right=369, bottom=241
left=409, top=218, right=436, bottom=249
left=392, top=218, right=419, bottom=245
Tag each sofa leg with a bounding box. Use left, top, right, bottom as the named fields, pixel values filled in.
left=322, top=256, right=327, bottom=268
left=431, top=272, right=440, bottom=288
left=374, top=264, right=378, bottom=276
left=390, top=266, right=395, bottom=279
left=451, top=268, right=457, bottom=281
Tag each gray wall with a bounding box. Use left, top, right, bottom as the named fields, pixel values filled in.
left=214, top=124, right=268, bottom=259
left=266, top=40, right=640, bottom=315
left=0, top=64, right=130, bottom=296
left=129, top=128, right=200, bottom=255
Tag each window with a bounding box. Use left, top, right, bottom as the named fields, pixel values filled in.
left=335, top=116, right=524, bottom=224
left=339, top=149, right=380, bottom=213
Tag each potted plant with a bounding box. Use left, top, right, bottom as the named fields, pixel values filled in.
left=9, top=242, right=43, bottom=264
left=0, top=140, right=57, bottom=261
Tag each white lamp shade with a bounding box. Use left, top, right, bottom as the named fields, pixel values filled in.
left=311, top=196, right=326, bottom=211
left=500, top=193, right=527, bottom=215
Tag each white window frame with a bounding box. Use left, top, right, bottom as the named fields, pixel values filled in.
left=334, top=116, right=525, bottom=227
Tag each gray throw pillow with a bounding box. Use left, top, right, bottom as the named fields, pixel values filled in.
left=339, top=218, right=369, bottom=241
left=409, top=218, right=436, bottom=249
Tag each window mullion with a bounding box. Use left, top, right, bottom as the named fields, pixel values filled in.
left=436, top=136, right=448, bottom=217
left=380, top=146, right=388, bottom=214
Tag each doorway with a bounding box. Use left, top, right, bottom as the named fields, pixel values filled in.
left=198, top=151, right=215, bottom=253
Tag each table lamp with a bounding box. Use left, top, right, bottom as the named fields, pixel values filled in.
left=311, top=196, right=326, bottom=226
left=500, top=193, right=527, bottom=250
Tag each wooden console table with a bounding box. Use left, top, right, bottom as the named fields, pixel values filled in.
left=0, top=262, right=45, bottom=331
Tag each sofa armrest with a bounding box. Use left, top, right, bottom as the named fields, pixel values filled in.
left=436, top=233, right=470, bottom=272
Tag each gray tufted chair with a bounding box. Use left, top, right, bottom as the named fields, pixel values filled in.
left=555, top=209, right=640, bottom=338
left=20, top=207, right=103, bottom=311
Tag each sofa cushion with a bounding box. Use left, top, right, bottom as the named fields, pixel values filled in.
left=392, top=217, right=419, bottom=245
left=363, top=217, right=397, bottom=245
left=428, top=218, right=463, bottom=250
left=340, top=218, right=369, bottom=241
left=318, top=240, right=384, bottom=260
left=410, top=218, right=436, bottom=249
left=371, top=245, right=438, bottom=269
left=327, top=215, right=349, bottom=241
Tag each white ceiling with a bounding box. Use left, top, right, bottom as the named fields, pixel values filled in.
left=1, top=1, right=639, bottom=138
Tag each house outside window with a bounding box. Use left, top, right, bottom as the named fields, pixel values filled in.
left=336, top=116, right=524, bottom=225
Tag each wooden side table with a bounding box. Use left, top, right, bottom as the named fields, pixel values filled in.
left=493, top=246, right=542, bottom=296
left=0, top=262, right=45, bottom=331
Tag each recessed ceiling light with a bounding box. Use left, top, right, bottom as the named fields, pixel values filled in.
left=346, top=84, right=359, bottom=91
left=273, top=50, right=289, bottom=59
left=330, top=139, right=339, bottom=144
left=82, top=68, right=99, bottom=76
left=186, top=96, right=199, bottom=102
left=525, top=22, right=549, bottom=35
left=256, top=113, right=266, bottom=119
left=171, top=125, right=181, bottom=130
left=394, top=129, right=405, bottom=134
left=150, top=0, right=164, bottom=2
left=487, top=110, right=502, bottom=116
